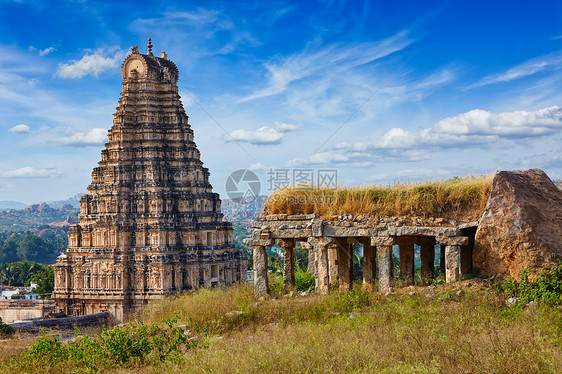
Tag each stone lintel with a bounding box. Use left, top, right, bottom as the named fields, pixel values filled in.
left=276, top=238, right=295, bottom=248
left=371, top=236, right=395, bottom=246
left=269, top=229, right=311, bottom=240
left=262, top=213, right=315, bottom=221
left=458, top=221, right=479, bottom=230
left=243, top=238, right=275, bottom=247
left=322, top=226, right=385, bottom=238
left=307, top=236, right=334, bottom=246
left=389, top=226, right=458, bottom=237
left=436, top=236, right=468, bottom=246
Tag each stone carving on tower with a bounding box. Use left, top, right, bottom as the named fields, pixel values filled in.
left=52, top=40, right=247, bottom=321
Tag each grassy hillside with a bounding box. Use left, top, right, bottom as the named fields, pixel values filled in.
left=2, top=277, right=561, bottom=373
left=265, top=175, right=493, bottom=221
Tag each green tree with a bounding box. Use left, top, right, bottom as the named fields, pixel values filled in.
left=29, top=266, right=54, bottom=298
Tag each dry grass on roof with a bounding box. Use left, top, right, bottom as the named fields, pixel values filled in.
left=264, top=175, right=494, bottom=220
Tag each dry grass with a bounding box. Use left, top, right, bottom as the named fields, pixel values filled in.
left=2, top=282, right=561, bottom=373
left=264, top=175, right=494, bottom=220
left=136, top=282, right=561, bottom=374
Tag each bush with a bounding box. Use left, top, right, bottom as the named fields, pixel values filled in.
left=295, top=265, right=314, bottom=291
left=503, top=264, right=562, bottom=305
left=0, top=318, right=14, bottom=337
left=9, top=316, right=201, bottom=371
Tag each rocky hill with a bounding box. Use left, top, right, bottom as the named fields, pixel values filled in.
left=222, top=196, right=268, bottom=227
left=0, top=203, right=79, bottom=232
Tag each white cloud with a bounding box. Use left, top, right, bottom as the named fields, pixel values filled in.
left=470, top=53, right=562, bottom=88
left=0, top=166, right=59, bottom=178
left=249, top=163, right=267, bottom=171
left=39, top=47, right=56, bottom=56
left=53, top=128, right=108, bottom=146
left=226, top=122, right=300, bottom=145
left=28, top=46, right=56, bottom=56
left=293, top=106, right=562, bottom=166
left=239, top=30, right=413, bottom=102
left=56, top=48, right=127, bottom=79
left=9, top=124, right=30, bottom=134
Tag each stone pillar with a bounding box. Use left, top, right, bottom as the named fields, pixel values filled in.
left=460, top=234, right=474, bottom=276
left=361, top=241, right=376, bottom=292
left=253, top=245, right=268, bottom=298
left=445, top=245, right=459, bottom=283
left=419, top=236, right=435, bottom=285
left=300, top=242, right=316, bottom=277
left=436, top=236, right=467, bottom=284
left=278, top=239, right=295, bottom=293
left=337, top=239, right=352, bottom=291
left=372, top=237, right=395, bottom=292
left=305, top=242, right=317, bottom=278
left=308, top=237, right=331, bottom=295
left=327, top=243, right=339, bottom=289
left=440, top=245, right=445, bottom=277
left=397, top=237, right=415, bottom=285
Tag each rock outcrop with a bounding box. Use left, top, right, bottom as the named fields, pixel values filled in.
left=474, top=169, right=562, bottom=280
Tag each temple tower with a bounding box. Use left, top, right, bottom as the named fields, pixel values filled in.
left=52, top=41, right=247, bottom=321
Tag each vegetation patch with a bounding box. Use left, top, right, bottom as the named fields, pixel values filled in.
left=1, top=272, right=561, bottom=373
left=264, top=175, right=493, bottom=220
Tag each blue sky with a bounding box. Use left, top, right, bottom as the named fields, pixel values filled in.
left=1, top=0, right=562, bottom=203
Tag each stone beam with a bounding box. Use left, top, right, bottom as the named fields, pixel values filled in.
left=389, top=226, right=457, bottom=237
left=371, top=236, right=395, bottom=246
left=436, top=236, right=469, bottom=246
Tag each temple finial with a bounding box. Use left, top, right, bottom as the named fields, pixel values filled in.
left=147, top=37, right=153, bottom=56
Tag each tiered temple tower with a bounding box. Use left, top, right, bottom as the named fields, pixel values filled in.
left=53, top=40, right=247, bottom=321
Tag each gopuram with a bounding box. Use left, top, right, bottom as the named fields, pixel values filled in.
left=53, top=39, right=247, bottom=321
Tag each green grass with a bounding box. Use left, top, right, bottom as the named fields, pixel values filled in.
left=1, top=279, right=560, bottom=373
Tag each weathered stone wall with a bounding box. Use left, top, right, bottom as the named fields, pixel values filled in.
left=0, top=300, right=55, bottom=323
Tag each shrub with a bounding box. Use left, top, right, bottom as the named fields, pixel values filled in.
left=503, top=265, right=562, bottom=305
left=0, top=318, right=14, bottom=337
left=295, top=265, right=314, bottom=291
left=9, top=316, right=201, bottom=371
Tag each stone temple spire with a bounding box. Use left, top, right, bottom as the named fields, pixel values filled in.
left=52, top=44, right=247, bottom=322
left=147, top=36, right=153, bottom=56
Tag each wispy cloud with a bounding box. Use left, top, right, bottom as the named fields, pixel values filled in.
left=292, top=106, right=562, bottom=166
left=0, top=166, right=59, bottom=178
left=469, top=53, right=562, bottom=88
left=9, top=124, right=30, bottom=134
left=56, top=47, right=127, bottom=79
left=226, top=122, right=300, bottom=145
left=239, top=30, right=413, bottom=102
left=29, top=46, right=56, bottom=56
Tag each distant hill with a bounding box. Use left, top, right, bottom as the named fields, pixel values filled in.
left=222, top=195, right=268, bottom=228
left=0, top=201, right=28, bottom=211
left=47, top=193, right=84, bottom=209
left=554, top=179, right=561, bottom=190
left=0, top=202, right=79, bottom=232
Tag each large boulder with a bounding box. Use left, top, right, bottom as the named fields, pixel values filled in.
left=474, top=169, right=562, bottom=280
